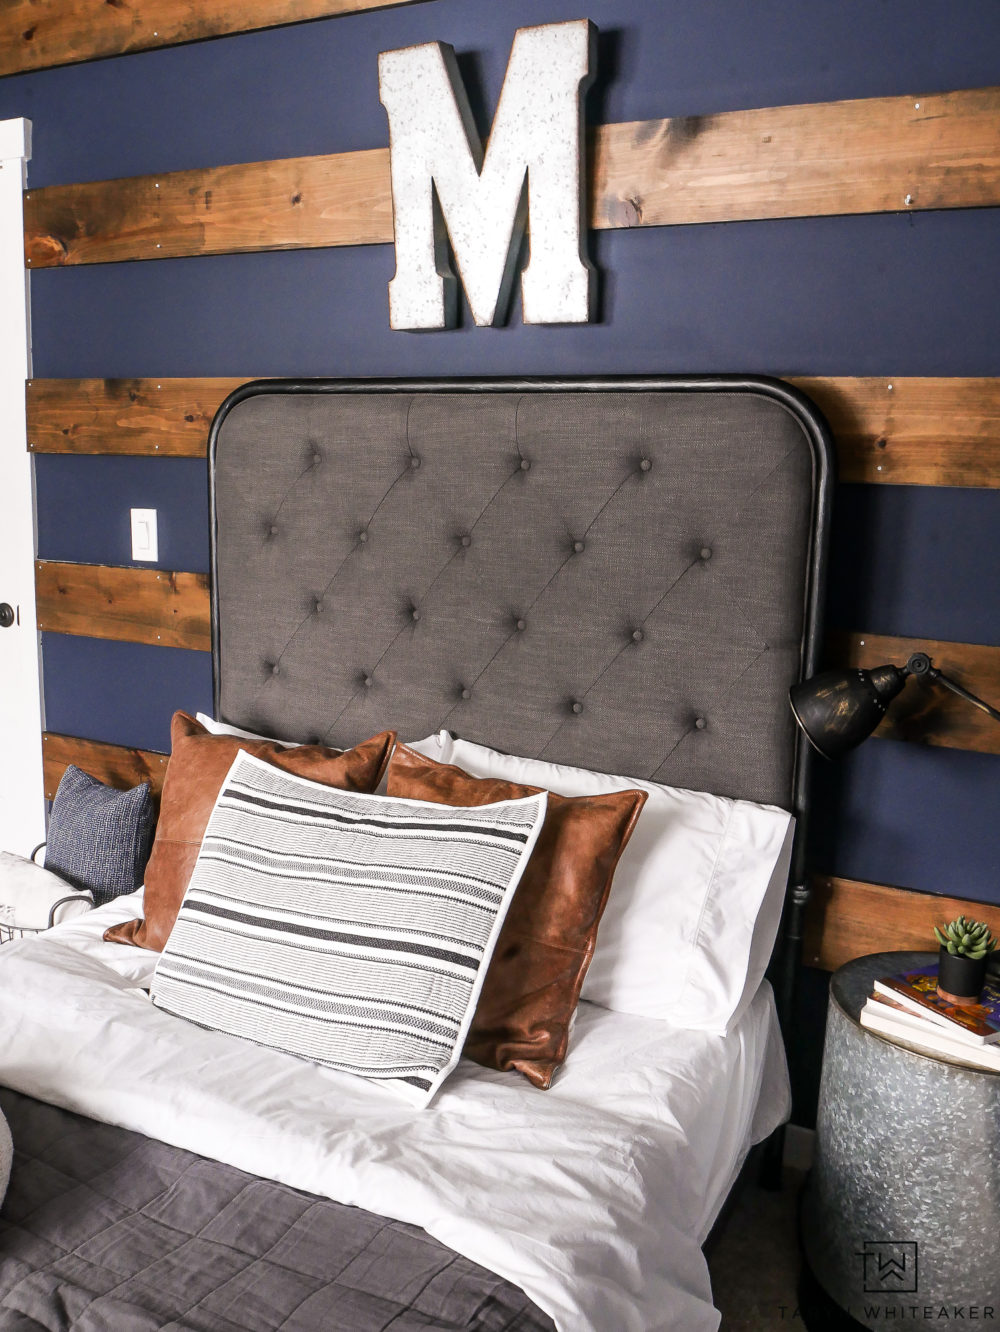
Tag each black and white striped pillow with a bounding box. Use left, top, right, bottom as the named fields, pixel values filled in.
left=151, top=751, right=547, bottom=1107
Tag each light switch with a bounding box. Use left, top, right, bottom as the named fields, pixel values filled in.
left=130, top=508, right=158, bottom=562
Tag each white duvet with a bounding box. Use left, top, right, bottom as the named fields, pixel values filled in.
left=0, top=891, right=790, bottom=1332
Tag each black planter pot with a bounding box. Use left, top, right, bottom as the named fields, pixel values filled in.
left=937, top=946, right=988, bottom=1004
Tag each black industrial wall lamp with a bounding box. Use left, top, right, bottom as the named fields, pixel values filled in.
left=790, top=652, right=1000, bottom=759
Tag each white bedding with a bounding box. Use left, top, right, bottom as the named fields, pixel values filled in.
left=0, top=892, right=790, bottom=1332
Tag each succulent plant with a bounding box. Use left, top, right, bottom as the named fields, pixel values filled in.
left=934, top=916, right=997, bottom=960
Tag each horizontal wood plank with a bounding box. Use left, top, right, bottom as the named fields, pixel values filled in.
left=0, top=0, right=429, bottom=78
left=36, top=561, right=211, bottom=651
left=43, top=732, right=168, bottom=802
left=24, top=86, right=1000, bottom=267
left=790, top=377, right=1000, bottom=487
left=28, top=377, right=1000, bottom=490
left=27, top=377, right=251, bottom=457
left=804, top=874, right=1000, bottom=972
left=591, top=87, right=1000, bottom=230
left=24, top=149, right=393, bottom=266
left=830, top=631, right=1000, bottom=755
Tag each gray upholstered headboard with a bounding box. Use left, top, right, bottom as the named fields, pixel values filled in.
left=209, top=377, right=831, bottom=814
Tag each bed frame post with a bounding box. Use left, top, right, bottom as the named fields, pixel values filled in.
left=760, top=378, right=833, bottom=1191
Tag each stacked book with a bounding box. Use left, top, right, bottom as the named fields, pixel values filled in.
left=861, top=964, right=1000, bottom=1070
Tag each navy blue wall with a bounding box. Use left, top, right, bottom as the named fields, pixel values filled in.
left=3, top=0, right=999, bottom=1113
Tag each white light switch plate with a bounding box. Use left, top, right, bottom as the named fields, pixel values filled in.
left=130, top=508, right=158, bottom=562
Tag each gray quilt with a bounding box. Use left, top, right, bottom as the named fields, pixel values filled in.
left=0, top=1090, right=554, bottom=1332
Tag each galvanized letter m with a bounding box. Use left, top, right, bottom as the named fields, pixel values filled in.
left=378, top=20, right=596, bottom=329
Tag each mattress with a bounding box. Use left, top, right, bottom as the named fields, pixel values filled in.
left=0, top=892, right=790, bottom=1330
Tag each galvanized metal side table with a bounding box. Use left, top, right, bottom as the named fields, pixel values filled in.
left=800, top=951, right=1000, bottom=1332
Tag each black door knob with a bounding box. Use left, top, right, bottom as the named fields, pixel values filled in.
left=0, top=604, right=15, bottom=628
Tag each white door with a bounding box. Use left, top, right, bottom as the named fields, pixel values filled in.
left=0, top=118, right=45, bottom=856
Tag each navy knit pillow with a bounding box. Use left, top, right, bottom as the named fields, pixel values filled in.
left=46, top=766, right=156, bottom=907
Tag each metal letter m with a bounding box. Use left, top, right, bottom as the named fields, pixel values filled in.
left=378, top=20, right=596, bottom=330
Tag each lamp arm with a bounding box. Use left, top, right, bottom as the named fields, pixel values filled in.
left=927, top=667, right=1000, bottom=725
left=905, top=652, right=1000, bottom=725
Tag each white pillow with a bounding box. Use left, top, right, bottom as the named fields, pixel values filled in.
left=0, top=851, right=95, bottom=931
left=406, top=731, right=793, bottom=1034
left=152, top=751, right=547, bottom=1107
left=195, top=713, right=301, bottom=745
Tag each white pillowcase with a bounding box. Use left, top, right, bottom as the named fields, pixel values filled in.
left=195, top=713, right=301, bottom=745
left=406, top=732, right=794, bottom=1035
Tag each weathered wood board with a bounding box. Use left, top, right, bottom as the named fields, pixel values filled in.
left=24, top=87, right=1000, bottom=267
left=0, top=0, right=430, bottom=78
left=43, top=732, right=168, bottom=801
left=28, top=377, right=1000, bottom=490
left=36, top=561, right=211, bottom=651
left=27, top=377, right=250, bottom=457
left=804, top=874, right=1000, bottom=971
left=791, top=377, right=1000, bottom=487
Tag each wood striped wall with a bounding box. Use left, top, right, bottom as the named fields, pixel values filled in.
left=14, top=15, right=998, bottom=969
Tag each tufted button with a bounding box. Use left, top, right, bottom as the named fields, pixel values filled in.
left=515, top=618, right=526, bottom=632
left=410, top=455, right=421, bottom=469
left=639, top=457, right=652, bottom=472
left=572, top=540, right=585, bottom=554
left=460, top=687, right=471, bottom=700
left=270, top=663, right=281, bottom=677
left=269, top=524, right=279, bottom=536
left=700, top=546, right=713, bottom=561
left=571, top=700, right=584, bottom=715
left=460, top=534, right=472, bottom=548
left=314, top=599, right=324, bottom=614
left=363, top=674, right=373, bottom=688
left=631, top=628, right=644, bottom=643
left=310, top=449, right=322, bottom=467
left=358, top=529, right=368, bottom=544
left=519, top=458, right=531, bottom=471
left=410, top=608, right=421, bottom=622
left=694, top=716, right=707, bottom=730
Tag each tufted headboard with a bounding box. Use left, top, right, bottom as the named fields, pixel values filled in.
left=209, top=377, right=831, bottom=821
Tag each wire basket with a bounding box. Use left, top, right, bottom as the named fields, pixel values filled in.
left=0, top=921, right=47, bottom=945
left=0, top=894, right=95, bottom=944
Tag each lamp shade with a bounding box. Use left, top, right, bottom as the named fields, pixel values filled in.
left=789, top=665, right=908, bottom=759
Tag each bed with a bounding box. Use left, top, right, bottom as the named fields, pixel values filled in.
left=0, top=375, right=832, bottom=1331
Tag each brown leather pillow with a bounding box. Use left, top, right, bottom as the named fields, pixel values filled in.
left=387, top=744, right=647, bottom=1089
left=105, top=712, right=396, bottom=952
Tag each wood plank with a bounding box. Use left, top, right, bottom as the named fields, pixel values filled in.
left=590, top=87, right=1000, bottom=231
left=830, top=632, right=1000, bottom=756
left=24, top=149, right=394, bottom=267
left=0, top=0, right=430, bottom=78
left=804, top=874, right=1000, bottom=972
left=790, top=377, right=1000, bottom=488
left=24, top=86, right=1000, bottom=268
left=43, top=732, right=168, bottom=802
left=27, top=377, right=1000, bottom=486
left=27, top=377, right=250, bottom=457
left=36, top=561, right=211, bottom=651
